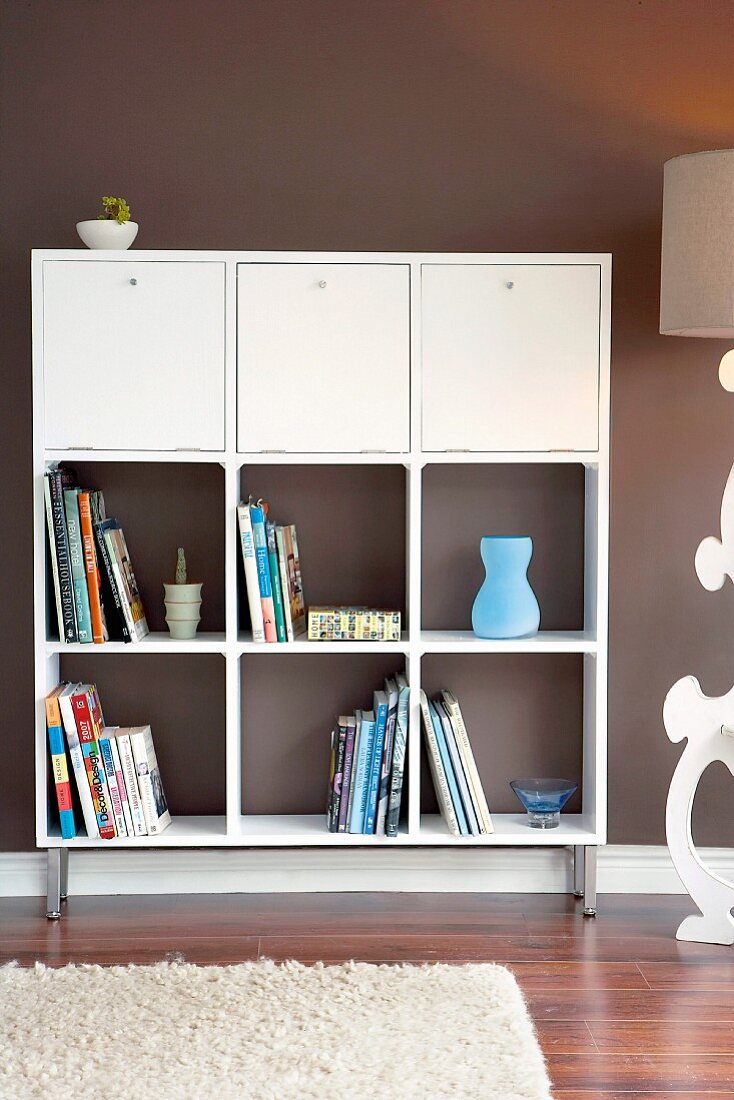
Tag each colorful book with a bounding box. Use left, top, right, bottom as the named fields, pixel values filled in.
left=363, top=691, right=388, bottom=834
left=441, top=690, right=493, bottom=833
left=326, top=723, right=347, bottom=832
left=337, top=716, right=357, bottom=834
left=45, top=686, right=76, bottom=839
left=249, top=503, right=277, bottom=643
left=348, top=709, right=375, bottom=834
left=344, top=714, right=361, bottom=831
left=101, top=523, right=149, bottom=642
left=111, top=730, right=147, bottom=836
left=63, top=488, right=93, bottom=643
left=128, top=726, right=171, bottom=835
left=432, top=701, right=471, bottom=836
left=109, top=735, right=135, bottom=837
left=308, top=607, right=401, bottom=642
left=237, top=502, right=265, bottom=643
left=47, top=469, right=77, bottom=642
left=266, top=520, right=287, bottom=643
left=276, top=525, right=306, bottom=640
left=435, top=699, right=479, bottom=836
left=98, top=729, right=128, bottom=837
left=419, top=690, right=460, bottom=836
left=57, top=683, right=99, bottom=839
left=78, top=490, right=107, bottom=644
left=375, top=678, right=399, bottom=835
left=71, top=685, right=116, bottom=839
left=92, top=506, right=131, bottom=643
left=385, top=675, right=409, bottom=837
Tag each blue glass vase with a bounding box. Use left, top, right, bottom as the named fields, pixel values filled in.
left=471, top=536, right=540, bottom=639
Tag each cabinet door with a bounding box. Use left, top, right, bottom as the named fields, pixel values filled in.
left=237, top=263, right=410, bottom=452
left=421, top=264, right=600, bottom=451
left=43, top=261, right=225, bottom=451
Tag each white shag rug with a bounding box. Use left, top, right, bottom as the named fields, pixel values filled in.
left=0, top=960, right=551, bottom=1100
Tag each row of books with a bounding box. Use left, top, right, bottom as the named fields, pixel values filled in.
left=46, top=681, right=170, bottom=839
left=326, top=674, right=409, bottom=835
left=419, top=689, right=494, bottom=836
left=44, top=467, right=149, bottom=644
left=237, top=497, right=306, bottom=642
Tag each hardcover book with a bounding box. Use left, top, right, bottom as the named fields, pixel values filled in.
left=101, top=522, right=149, bottom=642
left=109, top=736, right=135, bottom=837
left=337, top=715, right=357, bottom=833
left=57, top=682, right=99, bottom=839
left=78, top=490, right=107, bottom=644
left=237, top=502, right=265, bottom=643
left=266, top=520, right=287, bottom=643
left=71, top=684, right=116, bottom=839
left=98, top=728, right=128, bottom=837
left=363, top=691, right=388, bottom=834
left=63, top=487, right=93, bottom=643
left=249, top=503, right=277, bottom=643
left=46, top=469, right=78, bottom=642
left=128, top=725, right=171, bottom=835
left=435, top=699, right=479, bottom=836
left=375, top=678, right=399, bottom=835
left=276, top=525, right=306, bottom=639
left=430, top=700, right=469, bottom=836
left=348, top=709, right=375, bottom=834
left=307, top=607, right=401, bottom=642
left=111, top=730, right=147, bottom=836
left=92, top=495, right=131, bottom=643
left=45, top=685, right=76, bottom=839
left=441, top=690, right=493, bottom=833
left=419, top=690, right=460, bottom=837
left=385, top=674, right=409, bottom=838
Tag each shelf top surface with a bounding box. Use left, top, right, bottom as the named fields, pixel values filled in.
left=33, top=248, right=613, bottom=267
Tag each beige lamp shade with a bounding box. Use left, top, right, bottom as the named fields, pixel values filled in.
left=660, top=149, right=734, bottom=337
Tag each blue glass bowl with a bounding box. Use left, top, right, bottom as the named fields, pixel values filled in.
left=510, top=778, right=578, bottom=829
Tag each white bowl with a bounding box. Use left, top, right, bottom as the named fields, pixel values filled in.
left=166, top=618, right=201, bottom=640
left=76, top=219, right=139, bottom=250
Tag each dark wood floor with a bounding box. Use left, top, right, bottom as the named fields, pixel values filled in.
left=2, top=892, right=733, bottom=1096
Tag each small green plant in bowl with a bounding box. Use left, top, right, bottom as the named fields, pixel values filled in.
left=98, top=195, right=132, bottom=225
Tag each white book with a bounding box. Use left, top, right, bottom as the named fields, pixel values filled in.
left=112, top=731, right=147, bottom=836
left=441, top=690, right=493, bottom=834
left=129, top=725, right=171, bottom=835
left=110, top=736, right=135, bottom=838
left=57, top=682, right=99, bottom=839
left=237, top=503, right=265, bottom=643
left=419, top=690, right=460, bottom=836
left=43, top=474, right=64, bottom=640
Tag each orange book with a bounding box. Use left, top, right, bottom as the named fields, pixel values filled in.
left=78, top=491, right=106, bottom=644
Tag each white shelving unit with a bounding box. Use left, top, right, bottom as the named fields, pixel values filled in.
left=32, top=250, right=610, bottom=916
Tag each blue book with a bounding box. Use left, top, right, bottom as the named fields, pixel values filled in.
left=363, top=691, right=388, bottom=834
left=46, top=704, right=76, bottom=840
left=435, top=700, right=479, bottom=835
left=249, top=503, right=276, bottom=642
left=63, top=488, right=93, bottom=643
left=348, top=709, right=375, bottom=834
left=429, top=701, right=469, bottom=836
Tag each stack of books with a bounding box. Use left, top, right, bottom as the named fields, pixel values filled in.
left=45, top=681, right=170, bottom=839
left=237, top=496, right=306, bottom=643
left=419, top=689, right=493, bottom=836
left=308, top=607, right=402, bottom=642
left=326, top=674, right=409, bottom=836
left=44, top=467, right=148, bottom=644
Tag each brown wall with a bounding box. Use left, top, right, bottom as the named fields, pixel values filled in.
left=3, top=0, right=734, bottom=850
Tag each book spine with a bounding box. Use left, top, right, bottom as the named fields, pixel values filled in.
left=431, top=702, right=468, bottom=836
left=442, top=692, right=493, bottom=833
left=71, top=689, right=116, bottom=839
left=98, top=735, right=128, bottom=837
left=325, top=728, right=337, bottom=830
left=237, top=504, right=266, bottom=643
left=112, top=528, right=148, bottom=641
left=266, top=522, right=287, bottom=643
left=58, top=688, right=99, bottom=839
left=348, top=713, right=375, bottom=834
left=78, top=491, right=106, bottom=644
left=43, top=476, right=65, bottom=641
left=48, top=472, right=77, bottom=642
left=104, top=529, right=137, bottom=640
left=385, top=686, right=409, bottom=837
left=250, top=505, right=277, bottom=642
left=129, top=729, right=171, bottom=835
left=375, top=691, right=397, bottom=836
left=110, top=736, right=135, bottom=837
left=330, top=723, right=347, bottom=833
left=286, top=525, right=306, bottom=637
left=419, top=691, right=459, bottom=836
left=363, top=701, right=388, bottom=834
left=437, top=702, right=479, bottom=835
left=93, top=521, right=131, bottom=642
left=63, top=489, right=93, bottom=643
left=45, top=692, right=76, bottom=840
left=275, top=526, right=294, bottom=642
left=337, top=720, right=357, bottom=833
left=116, top=734, right=147, bottom=836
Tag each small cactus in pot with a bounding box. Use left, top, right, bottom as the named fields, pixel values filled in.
left=163, top=548, right=203, bottom=640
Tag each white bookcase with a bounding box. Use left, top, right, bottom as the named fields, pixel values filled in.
left=32, top=250, right=610, bottom=917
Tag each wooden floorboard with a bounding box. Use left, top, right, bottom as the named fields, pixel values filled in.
left=1, top=892, right=732, bottom=1094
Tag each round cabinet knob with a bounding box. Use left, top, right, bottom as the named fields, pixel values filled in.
left=505, top=280, right=514, bottom=289
left=129, top=277, right=137, bottom=286
left=318, top=280, right=327, bottom=288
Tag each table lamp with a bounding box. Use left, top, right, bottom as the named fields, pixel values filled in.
left=660, top=149, right=734, bottom=945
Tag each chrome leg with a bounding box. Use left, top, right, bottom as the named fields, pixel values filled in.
left=573, top=845, right=585, bottom=896
left=46, top=849, right=61, bottom=919
left=583, top=845, right=598, bottom=917
left=59, top=847, right=69, bottom=901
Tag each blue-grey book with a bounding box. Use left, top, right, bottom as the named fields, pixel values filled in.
left=429, top=701, right=468, bottom=836
left=63, top=488, right=93, bottom=643
left=435, top=699, right=479, bottom=836
left=363, top=691, right=388, bottom=834
left=348, top=709, right=375, bottom=834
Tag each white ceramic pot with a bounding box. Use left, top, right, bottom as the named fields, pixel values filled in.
left=164, top=583, right=203, bottom=603
left=164, top=601, right=202, bottom=622
left=76, top=220, right=139, bottom=250
left=166, top=618, right=201, bottom=640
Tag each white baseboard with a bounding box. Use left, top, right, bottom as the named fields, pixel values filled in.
left=2, top=845, right=733, bottom=898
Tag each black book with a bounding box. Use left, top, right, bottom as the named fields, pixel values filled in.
left=46, top=468, right=78, bottom=642
left=90, top=494, right=131, bottom=643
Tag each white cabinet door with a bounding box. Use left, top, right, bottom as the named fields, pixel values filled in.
left=237, top=263, right=410, bottom=452
left=43, top=261, right=225, bottom=451
left=421, top=264, right=601, bottom=451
